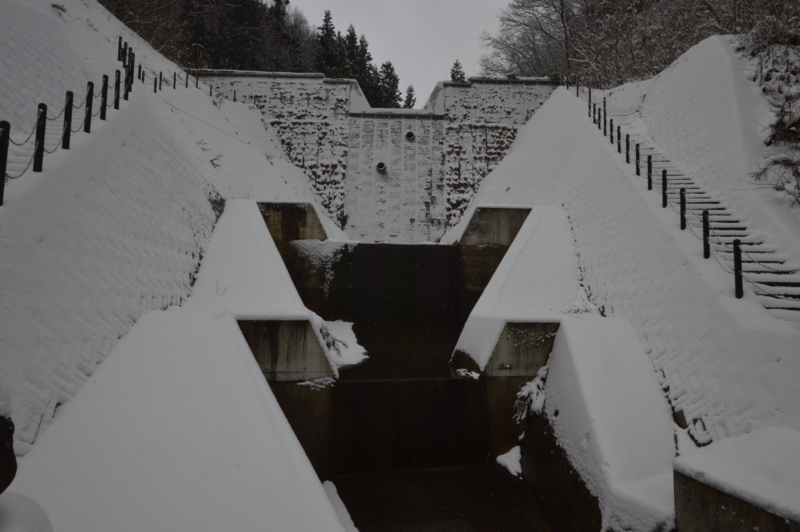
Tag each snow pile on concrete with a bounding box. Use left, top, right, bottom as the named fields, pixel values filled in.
left=496, top=445, right=522, bottom=477
left=452, top=206, right=581, bottom=369
left=544, top=315, right=676, bottom=531
left=10, top=308, right=347, bottom=532
left=674, top=426, right=800, bottom=523
left=0, top=492, right=54, bottom=532
left=0, top=0, right=329, bottom=452
left=186, top=200, right=365, bottom=373
left=446, top=84, right=800, bottom=446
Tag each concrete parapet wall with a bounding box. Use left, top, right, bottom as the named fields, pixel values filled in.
left=238, top=320, right=333, bottom=382
left=257, top=202, right=327, bottom=242
left=485, top=322, right=559, bottom=377
left=674, top=471, right=800, bottom=532
left=459, top=206, right=531, bottom=246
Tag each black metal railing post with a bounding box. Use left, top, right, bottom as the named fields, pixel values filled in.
left=124, top=68, right=130, bottom=101
left=185, top=71, right=188, bottom=88
left=603, top=98, right=607, bottom=136
left=196, top=75, right=199, bottom=89
left=114, top=70, right=121, bottom=109
left=0, top=121, right=9, bottom=205
left=117, top=36, right=122, bottom=61
left=234, top=90, right=237, bottom=102
left=138, top=64, right=141, bottom=80
left=588, top=87, right=592, bottom=117
left=123, top=41, right=128, bottom=64
left=154, top=77, right=157, bottom=93
left=647, top=155, right=652, bottom=189
left=33, top=104, right=46, bottom=172
left=84, top=82, right=93, bottom=133
left=610, top=119, right=614, bottom=144
left=635, top=144, right=640, bottom=175
left=63, top=91, right=73, bottom=149
left=576, top=82, right=579, bottom=97
left=100, top=75, right=108, bottom=121
left=662, top=170, right=668, bottom=208
left=626, top=134, right=630, bottom=164
left=734, top=239, right=743, bottom=299
left=617, top=126, right=621, bottom=153
left=128, top=52, right=135, bottom=93
left=173, top=72, right=176, bottom=89
left=703, top=210, right=710, bottom=259
left=680, top=188, right=686, bottom=230
left=159, top=72, right=162, bottom=91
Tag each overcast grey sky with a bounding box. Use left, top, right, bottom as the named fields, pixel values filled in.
left=294, top=0, right=511, bottom=107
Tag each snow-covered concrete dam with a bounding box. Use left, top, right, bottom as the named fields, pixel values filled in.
left=250, top=202, right=551, bottom=531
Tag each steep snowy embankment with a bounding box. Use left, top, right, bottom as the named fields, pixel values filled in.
left=446, top=86, right=800, bottom=447
left=0, top=0, right=326, bottom=452
left=604, top=35, right=800, bottom=255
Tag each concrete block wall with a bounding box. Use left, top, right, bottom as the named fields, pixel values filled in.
left=439, top=81, right=556, bottom=225
left=344, top=113, right=447, bottom=243
left=197, top=73, right=357, bottom=226
left=193, top=71, right=557, bottom=241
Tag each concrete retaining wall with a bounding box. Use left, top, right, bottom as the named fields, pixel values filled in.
left=675, top=471, right=799, bottom=532
left=193, top=71, right=556, bottom=240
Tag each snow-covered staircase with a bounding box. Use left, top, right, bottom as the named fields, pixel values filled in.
left=585, top=93, right=800, bottom=321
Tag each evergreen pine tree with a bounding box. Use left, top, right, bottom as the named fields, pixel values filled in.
left=315, top=11, right=348, bottom=77
left=377, top=61, right=401, bottom=108
left=450, top=59, right=467, bottom=82
left=403, top=85, right=416, bottom=109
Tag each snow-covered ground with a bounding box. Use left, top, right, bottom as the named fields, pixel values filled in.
left=3, top=0, right=800, bottom=529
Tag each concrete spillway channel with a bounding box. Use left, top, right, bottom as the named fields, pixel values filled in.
left=241, top=203, right=552, bottom=531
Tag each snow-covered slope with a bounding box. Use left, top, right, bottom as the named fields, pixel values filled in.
left=447, top=85, right=800, bottom=446
left=0, top=0, right=328, bottom=452
left=10, top=308, right=347, bottom=532
left=604, top=35, right=800, bottom=258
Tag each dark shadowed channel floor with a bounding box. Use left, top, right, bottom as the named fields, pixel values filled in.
left=331, top=464, right=549, bottom=532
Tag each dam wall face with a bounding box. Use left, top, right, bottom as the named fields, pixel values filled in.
left=195, top=71, right=557, bottom=241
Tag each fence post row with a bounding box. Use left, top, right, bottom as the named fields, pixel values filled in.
left=84, top=82, right=93, bottom=134
left=734, top=239, right=743, bottom=298
left=661, top=170, right=667, bottom=208
left=0, top=121, right=9, bottom=206
left=63, top=91, right=73, bottom=149
left=702, top=210, right=710, bottom=259
left=100, top=75, right=108, bottom=121
left=33, top=104, right=46, bottom=172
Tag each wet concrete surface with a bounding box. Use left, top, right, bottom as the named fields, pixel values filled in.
left=331, top=464, right=549, bottom=532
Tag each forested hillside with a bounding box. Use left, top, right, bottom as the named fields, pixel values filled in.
left=97, top=0, right=408, bottom=107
